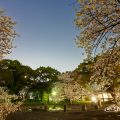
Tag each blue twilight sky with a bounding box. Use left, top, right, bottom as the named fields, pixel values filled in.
left=0, top=0, right=85, bottom=72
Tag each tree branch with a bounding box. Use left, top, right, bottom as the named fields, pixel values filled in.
left=117, top=0, right=120, bottom=4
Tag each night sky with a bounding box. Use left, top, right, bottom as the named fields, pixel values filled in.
left=0, top=0, right=84, bottom=72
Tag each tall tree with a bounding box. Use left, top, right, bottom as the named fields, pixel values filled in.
left=28, top=66, right=60, bottom=102
left=0, top=10, right=21, bottom=120
left=75, top=0, right=120, bottom=100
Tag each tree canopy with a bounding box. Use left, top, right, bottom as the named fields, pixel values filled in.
left=75, top=0, right=120, bottom=56
left=0, top=59, right=34, bottom=95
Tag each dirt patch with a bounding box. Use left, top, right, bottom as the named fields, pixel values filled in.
left=7, top=110, right=120, bottom=120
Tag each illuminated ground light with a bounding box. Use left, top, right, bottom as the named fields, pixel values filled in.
left=104, top=104, right=120, bottom=112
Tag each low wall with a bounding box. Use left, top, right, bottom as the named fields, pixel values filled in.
left=20, top=102, right=102, bottom=112
left=64, top=103, right=100, bottom=112
left=20, top=105, right=48, bottom=111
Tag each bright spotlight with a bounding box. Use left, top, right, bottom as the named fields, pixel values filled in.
left=52, top=91, right=56, bottom=96
left=91, top=96, right=97, bottom=102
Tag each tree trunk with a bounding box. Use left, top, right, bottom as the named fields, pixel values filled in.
left=47, top=94, right=49, bottom=103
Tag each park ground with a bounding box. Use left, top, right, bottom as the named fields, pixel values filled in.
left=7, top=110, right=120, bottom=120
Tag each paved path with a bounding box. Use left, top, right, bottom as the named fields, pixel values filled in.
left=7, top=110, right=120, bottom=120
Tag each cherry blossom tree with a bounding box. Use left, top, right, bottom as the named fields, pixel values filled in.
left=0, top=10, right=20, bottom=120
left=0, top=10, right=17, bottom=59
left=75, top=0, right=120, bottom=101
left=57, top=72, right=91, bottom=102
left=0, top=88, right=22, bottom=120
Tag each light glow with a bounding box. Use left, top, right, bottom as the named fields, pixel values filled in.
left=52, top=91, right=57, bottom=96
left=91, top=96, right=97, bottom=102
